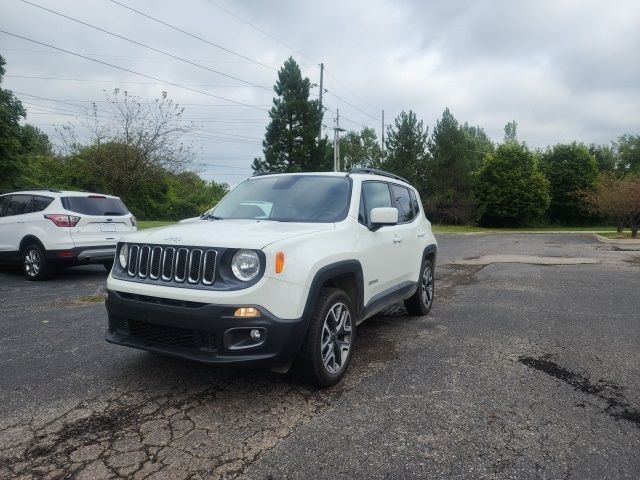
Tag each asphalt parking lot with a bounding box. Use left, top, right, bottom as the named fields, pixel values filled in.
left=1, top=233, right=639, bottom=479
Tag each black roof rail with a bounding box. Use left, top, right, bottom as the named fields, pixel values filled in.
left=7, top=188, right=62, bottom=193
left=349, top=167, right=410, bottom=184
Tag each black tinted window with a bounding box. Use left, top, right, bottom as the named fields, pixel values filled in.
left=5, top=195, right=33, bottom=216
left=409, top=189, right=420, bottom=217
left=0, top=196, right=8, bottom=217
left=391, top=185, right=415, bottom=222
left=61, top=196, right=129, bottom=216
left=33, top=195, right=54, bottom=212
left=361, top=182, right=392, bottom=225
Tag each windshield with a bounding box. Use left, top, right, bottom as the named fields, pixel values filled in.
left=212, top=175, right=351, bottom=222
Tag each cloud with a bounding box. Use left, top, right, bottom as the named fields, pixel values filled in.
left=1, top=0, right=638, bottom=186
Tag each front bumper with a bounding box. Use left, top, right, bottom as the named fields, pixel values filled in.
left=105, top=289, right=309, bottom=368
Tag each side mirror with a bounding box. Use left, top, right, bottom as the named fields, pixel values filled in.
left=369, top=207, right=398, bottom=229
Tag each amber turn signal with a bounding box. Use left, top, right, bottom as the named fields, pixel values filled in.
left=234, top=307, right=261, bottom=318
left=275, top=251, right=285, bottom=273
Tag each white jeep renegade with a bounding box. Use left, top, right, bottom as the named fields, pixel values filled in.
left=106, top=169, right=437, bottom=387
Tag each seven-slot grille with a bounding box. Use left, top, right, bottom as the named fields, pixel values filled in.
left=125, top=244, right=217, bottom=285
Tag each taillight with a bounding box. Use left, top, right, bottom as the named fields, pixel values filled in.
left=130, top=216, right=137, bottom=227
left=44, top=214, right=81, bottom=227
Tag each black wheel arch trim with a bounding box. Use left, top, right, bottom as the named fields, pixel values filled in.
left=423, top=244, right=437, bottom=264
left=302, top=259, right=364, bottom=324
left=19, top=235, right=46, bottom=253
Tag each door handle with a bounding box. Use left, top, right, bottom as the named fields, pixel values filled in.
left=417, top=231, right=425, bottom=238
left=393, top=235, right=404, bottom=244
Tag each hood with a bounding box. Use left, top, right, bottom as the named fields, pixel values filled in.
left=120, top=219, right=335, bottom=249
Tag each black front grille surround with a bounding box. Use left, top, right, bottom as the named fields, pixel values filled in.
left=112, top=243, right=265, bottom=291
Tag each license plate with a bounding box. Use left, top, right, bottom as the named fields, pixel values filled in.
left=100, top=223, right=117, bottom=232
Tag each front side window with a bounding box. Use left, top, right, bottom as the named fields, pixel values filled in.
left=360, top=182, right=392, bottom=226
left=0, top=196, right=8, bottom=217
left=5, top=195, right=33, bottom=216
left=212, top=175, right=351, bottom=223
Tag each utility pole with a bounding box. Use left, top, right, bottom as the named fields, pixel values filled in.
left=333, top=108, right=346, bottom=171
left=381, top=109, right=385, bottom=156
left=318, top=63, right=324, bottom=143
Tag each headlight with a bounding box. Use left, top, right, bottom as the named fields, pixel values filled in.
left=231, top=249, right=260, bottom=282
left=118, top=243, right=129, bottom=269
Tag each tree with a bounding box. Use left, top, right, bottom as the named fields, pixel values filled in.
left=61, top=89, right=197, bottom=200
left=461, top=122, right=494, bottom=173
left=503, top=120, right=518, bottom=144
left=339, top=127, right=382, bottom=171
left=540, top=142, right=599, bottom=224
left=0, top=55, right=27, bottom=192
left=589, top=143, right=617, bottom=174
left=380, top=110, right=429, bottom=195
left=477, top=142, right=550, bottom=226
left=615, top=134, right=640, bottom=174
left=252, top=57, right=327, bottom=173
left=426, top=108, right=477, bottom=224
left=583, top=175, right=640, bottom=237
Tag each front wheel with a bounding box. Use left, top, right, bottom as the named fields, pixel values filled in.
left=404, top=257, right=434, bottom=316
left=23, top=243, right=55, bottom=281
left=294, top=288, right=356, bottom=388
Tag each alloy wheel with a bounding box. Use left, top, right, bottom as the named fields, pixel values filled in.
left=24, top=249, right=41, bottom=278
left=320, top=302, right=352, bottom=374
left=421, top=264, right=434, bottom=308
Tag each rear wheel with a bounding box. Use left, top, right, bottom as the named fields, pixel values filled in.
left=404, top=257, right=434, bottom=316
left=294, top=288, right=356, bottom=388
left=22, top=243, right=54, bottom=281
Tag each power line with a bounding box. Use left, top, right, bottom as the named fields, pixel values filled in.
left=0, top=29, right=270, bottom=112
left=6, top=74, right=263, bottom=88
left=2, top=47, right=304, bottom=64
left=19, top=0, right=272, bottom=91
left=109, top=0, right=278, bottom=72
left=324, top=89, right=380, bottom=122
left=204, top=0, right=319, bottom=65
left=324, top=68, right=380, bottom=112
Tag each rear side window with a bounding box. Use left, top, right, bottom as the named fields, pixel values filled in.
left=4, top=195, right=33, bottom=216
left=61, top=196, right=129, bottom=216
left=0, top=196, right=8, bottom=217
left=409, top=189, right=421, bottom=218
left=390, top=185, right=415, bottom=222
left=33, top=195, right=54, bottom=212
left=360, top=182, right=392, bottom=225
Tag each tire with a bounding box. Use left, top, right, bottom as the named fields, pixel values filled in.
left=294, top=288, right=356, bottom=388
left=103, top=261, right=114, bottom=272
left=22, top=243, right=55, bottom=281
left=404, top=257, right=434, bottom=316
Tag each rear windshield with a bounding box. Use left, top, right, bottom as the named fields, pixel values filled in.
left=61, top=196, right=129, bottom=216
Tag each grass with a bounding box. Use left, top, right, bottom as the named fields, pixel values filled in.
left=432, top=225, right=618, bottom=234
left=138, top=220, right=177, bottom=230
left=593, top=231, right=638, bottom=240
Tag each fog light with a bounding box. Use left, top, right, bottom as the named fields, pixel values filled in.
left=250, top=329, right=262, bottom=341
left=234, top=307, right=261, bottom=318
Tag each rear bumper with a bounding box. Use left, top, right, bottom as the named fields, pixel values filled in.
left=47, top=245, right=115, bottom=265
left=105, top=289, right=309, bottom=368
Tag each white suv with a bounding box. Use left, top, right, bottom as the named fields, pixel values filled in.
left=0, top=189, right=137, bottom=280
left=106, top=169, right=437, bottom=386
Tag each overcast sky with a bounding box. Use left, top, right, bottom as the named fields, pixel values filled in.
left=2, top=0, right=639, bottom=186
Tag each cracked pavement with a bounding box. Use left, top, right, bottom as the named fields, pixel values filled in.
left=1, top=234, right=639, bottom=479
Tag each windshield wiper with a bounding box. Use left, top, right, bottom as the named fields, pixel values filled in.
left=205, top=214, right=222, bottom=220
